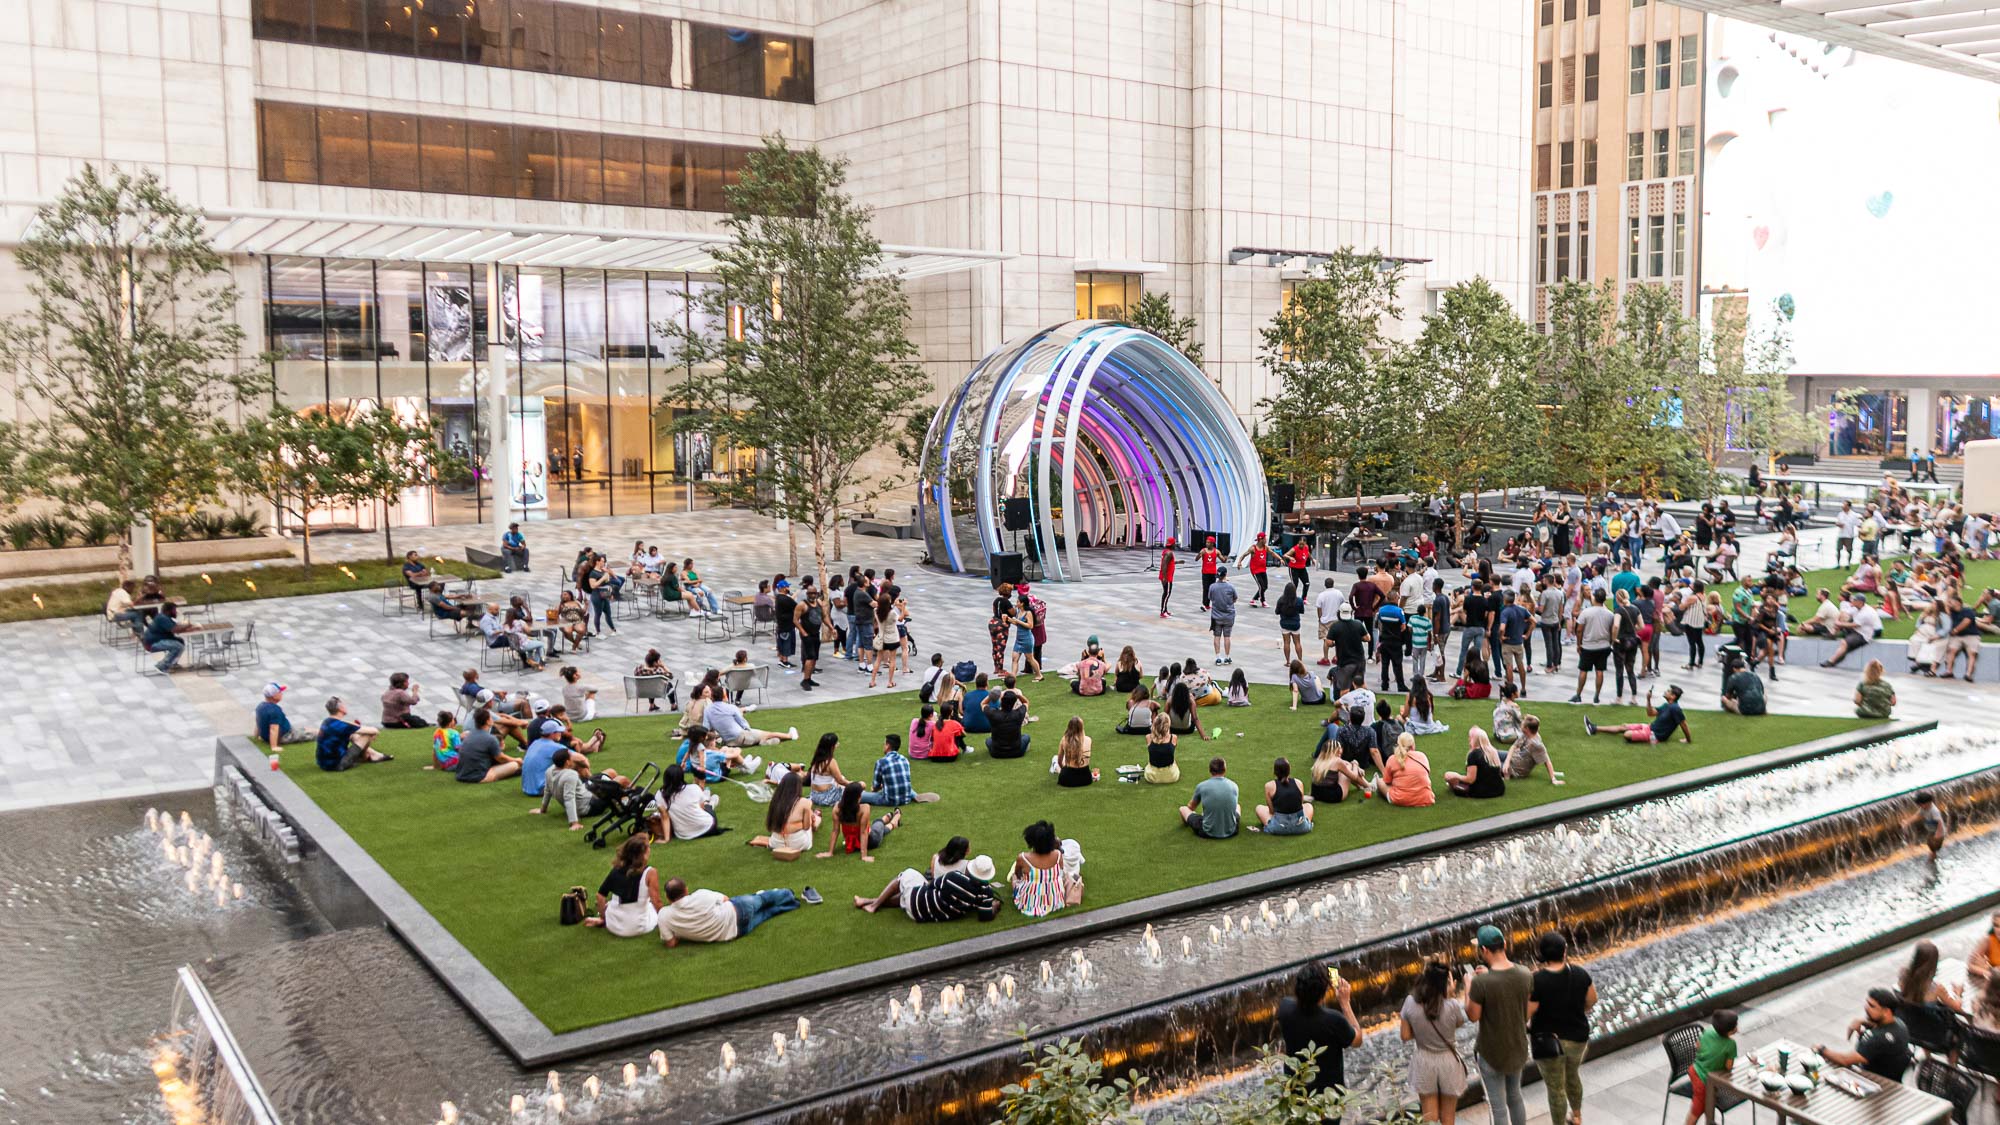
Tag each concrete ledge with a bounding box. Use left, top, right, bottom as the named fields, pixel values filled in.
left=215, top=719, right=1935, bottom=1067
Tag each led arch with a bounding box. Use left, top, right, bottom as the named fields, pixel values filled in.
left=918, top=321, right=1268, bottom=582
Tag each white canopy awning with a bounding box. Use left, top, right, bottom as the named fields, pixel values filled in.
left=0, top=202, right=1010, bottom=279
left=1675, top=0, right=2000, bottom=82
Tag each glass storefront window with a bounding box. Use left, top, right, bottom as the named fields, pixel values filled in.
left=1936, top=393, right=2000, bottom=458
left=1074, top=272, right=1142, bottom=320
left=1829, top=392, right=1907, bottom=458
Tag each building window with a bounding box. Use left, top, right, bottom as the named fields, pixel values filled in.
left=1653, top=128, right=1670, bottom=179
left=1680, top=34, right=1699, bottom=85
left=1562, top=58, right=1576, bottom=104
left=1582, top=139, right=1598, bottom=186
left=1559, top=142, right=1575, bottom=189
left=1626, top=216, right=1642, bottom=279
left=1555, top=221, right=1572, bottom=281
left=1541, top=0, right=1555, bottom=24
left=1677, top=125, right=1696, bottom=176
left=1579, top=220, right=1592, bottom=277
left=254, top=100, right=753, bottom=211
left=1655, top=40, right=1672, bottom=91
left=250, top=1, right=815, bottom=105
left=1539, top=62, right=1553, bottom=109
left=1632, top=0, right=1645, bottom=6
left=1537, top=224, right=1550, bottom=285
left=1075, top=273, right=1142, bottom=320
left=1588, top=0, right=1600, bottom=13
left=1536, top=144, right=1552, bottom=192
left=1672, top=212, right=1687, bottom=275
left=1583, top=53, right=1599, bottom=101
left=1627, top=132, right=1644, bottom=180
left=1563, top=0, right=1577, bottom=21
left=1648, top=213, right=1666, bottom=277
left=1629, top=45, right=1646, bottom=94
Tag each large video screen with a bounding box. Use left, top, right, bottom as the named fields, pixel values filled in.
left=1699, top=16, right=2000, bottom=376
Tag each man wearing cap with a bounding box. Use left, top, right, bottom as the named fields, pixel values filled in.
left=500, top=522, right=530, bottom=573
left=1198, top=536, right=1221, bottom=610
left=1466, top=924, right=1533, bottom=1125
left=254, top=683, right=317, bottom=755
left=852, top=854, right=1000, bottom=922
left=1238, top=533, right=1275, bottom=608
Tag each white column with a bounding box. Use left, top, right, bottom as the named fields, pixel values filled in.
left=486, top=260, right=516, bottom=547
left=1905, top=386, right=1934, bottom=456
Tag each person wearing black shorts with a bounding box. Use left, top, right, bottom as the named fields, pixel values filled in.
left=795, top=588, right=825, bottom=691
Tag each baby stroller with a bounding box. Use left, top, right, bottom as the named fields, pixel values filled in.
left=585, top=761, right=660, bottom=850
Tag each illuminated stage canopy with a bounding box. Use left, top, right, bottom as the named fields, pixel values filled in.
left=918, top=321, right=1268, bottom=582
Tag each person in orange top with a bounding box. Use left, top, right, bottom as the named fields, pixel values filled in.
left=1379, top=732, right=1436, bottom=808
left=1971, top=911, right=2000, bottom=984
left=1198, top=537, right=1222, bottom=610
left=928, top=700, right=967, bottom=762
left=1239, top=533, right=1276, bottom=607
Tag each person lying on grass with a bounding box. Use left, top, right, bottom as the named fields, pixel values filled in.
left=658, top=877, right=802, bottom=947
left=814, top=782, right=902, bottom=862
left=747, top=772, right=820, bottom=860
left=1581, top=685, right=1691, bottom=745
left=852, top=853, right=999, bottom=921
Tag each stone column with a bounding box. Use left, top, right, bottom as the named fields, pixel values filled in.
left=486, top=260, right=515, bottom=548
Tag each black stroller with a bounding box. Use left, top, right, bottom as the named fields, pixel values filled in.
left=585, top=761, right=661, bottom=849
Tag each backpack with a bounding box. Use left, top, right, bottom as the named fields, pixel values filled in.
left=952, top=659, right=979, bottom=683
left=918, top=667, right=943, bottom=702
left=559, top=885, right=589, bottom=926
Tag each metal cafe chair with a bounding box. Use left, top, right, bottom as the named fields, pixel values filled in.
left=1660, top=1022, right=1755, bottom=1125
left=1915, top=1058, right=1978, bottom=1125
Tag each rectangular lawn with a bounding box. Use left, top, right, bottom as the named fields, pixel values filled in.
left=1786, top=558, right=2000, bottom=642
left=281, top=685, right=1872, bottom=1033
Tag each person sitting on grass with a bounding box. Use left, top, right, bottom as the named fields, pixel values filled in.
left=1225, top=668, right=1251, bottom=706
left=815, top=781, right=902, bottom=862
left=1071, top=647, right=1108, bottom=696
left=1501, top=715, right=1561, bottom=785
left=1582, top=685, right=1691, bottom=745
left=1309, top=719, right=1372, bottom=804
left=1720, top=660, right=1766, bottom=716
left=1288, top=659, right=1327, bottom=710
left=853, top=853, right=999, bottom=921
left=316, top=696, right=391, bottom=772
left=1842, top=558, right=1884, bottom=597
left=1115, top=684, right=1158, bottom=734
left=1010, top=820, right=1075, bottom=915
left=1372, top=698, right=1407, bottom=753
left=651, top=763, right=723, bottom=840
left=531, top=746, right=626, bottom=830
left=452, top=709, right=520, bottom=784
left=1490, top=681, right=1523, bottom=745
left=929, top=700, right=967, bottom=762
left=1401, top=676, right=1450, bottom=735
left=861, top=733, right=940, bottom=807
left=1112, top=646, right=1145, bottom=694
left=428, top=711, right=461, bottom=771
left=254, top=682, right=316, bottom=755
left=1166, top=682, right=1211, bottom=740
left=983, top=690, right=1031, bottom=758
left=1380, top=732, right=1436, bottom=808
left=1179, top=757, right=1241, bottom=839
left=675, top=724, right=758, bottom=784
left=907, top=704, right=938, bottom=760
left=1053, top=716, right=1098, bottom=788
left=747, top=772, right=820, bottom=859
left=658, top=877, right=802, bottom=947
left=583, top=833, right=659, bottom=937
left=1854, top=659, right=1898, bottom=719
left=1444, top=727, right=1506, bottom=799
left=379, top=672, right=427, bottom=730
left=1144, top=710, right=1181, bottom=785
left=1254, top=757, right=1314, bottom=835
left=475, top=691, right=533, bottom=747
left=703, top=692, right=798, bottom=750
left=961, top=673, right=994, bottom=734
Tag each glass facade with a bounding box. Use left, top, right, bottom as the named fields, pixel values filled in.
left=265, top=256, right=753, bottom=531
left=257, top=101, right=751, bottom=210
left=1074, top=273, right=1142, bottom=320
left=251, top=0, right=813, bottom=104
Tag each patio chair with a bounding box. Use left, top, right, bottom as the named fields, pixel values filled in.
left=382, top=580, right=415, bottom=616
left=1915, top=1058, right=1977, bottom=1125
left=1660, top=1022, right=1754, bottom=1125
left=479, top=638, right=520, bottom=674
left=655, top=596, right=690, bottom=621
left=1898, top=999, right=1967, bottom=1061
left=723, top=664, right=769, bottom=707
left=749, top=599, right=777, bottom=639
left=624, top=673, right=674, bottom=714
left=697, top=610, right=734, bottom=644
left=221, top=622, right=261, bottom=668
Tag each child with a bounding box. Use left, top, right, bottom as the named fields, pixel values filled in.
left=1491, top=682, right=1523, bottom=745
left=427, top=711, right=461, bottom=771
left=1452, top=645, right=1493, bottom=700
left=1225, top=668, right=1251, bottom=707
left=1684, top=1009, right=1738, bottom=1125
left=1915, top=791, right=1949, bottom=858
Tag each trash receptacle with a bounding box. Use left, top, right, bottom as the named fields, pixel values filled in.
left=1716, top=643, right=1746, bottom=690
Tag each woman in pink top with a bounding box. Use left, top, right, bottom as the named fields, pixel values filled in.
left=907, top=704, right=936, bottom=759
left=1380, top=732, right=1436, bottom=808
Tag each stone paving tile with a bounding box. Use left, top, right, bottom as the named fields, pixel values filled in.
left=0, top=509, right=1993, bottom=813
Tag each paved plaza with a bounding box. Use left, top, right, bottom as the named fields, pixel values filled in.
left=6, top=505, right=1996, bottom=813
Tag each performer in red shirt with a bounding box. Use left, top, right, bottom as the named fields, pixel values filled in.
left=1198, top=537, right=1221, bottom=610
left=1287, top=536, right=1312, bottom=593
left=1239, top=532, right=1274, bottom=607
left=1158, top=546, right=1177, bottom=618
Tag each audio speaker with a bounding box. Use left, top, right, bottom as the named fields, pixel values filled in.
left=1186, top=528, right=1208, bottom=552
left=1214, top=531, right=1232, bottom=555
left=1271, top=482, right=1296, bottom=514
left=989, top=552, right=1024, bottom=588
left=1002, top=497, right=1033, bottom=531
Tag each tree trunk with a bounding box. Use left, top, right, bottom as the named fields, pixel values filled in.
left=381, top=498, right=395, bottom=561
left=300, top=523, right=314, bottom=577
left=787, top=519, right=799, bottom=577
left=833, top=517, right=843, bottom=563
left=811, top=519, right=829, bottom=597
left=116, top=535, right=134, bottom=585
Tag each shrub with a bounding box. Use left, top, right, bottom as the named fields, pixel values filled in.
left=153, top=516, right=186, bottom=543
left=224, top=511, right=264, bottom=539
left=34, top=515, right=75, bottom=550
left=80, top=512, right=123, bottom=546
left=187, top=511, right=228, bottom=541
left=2, top=518, right=38, bottom=551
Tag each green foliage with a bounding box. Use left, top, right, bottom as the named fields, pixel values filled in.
left=223, top=408, right=366, bottom=574
left=1256, top=249, right=1410, bottom=500
left=2, top=518, right=40, bottom=552
left=1192, top=1048, right=1426, bottom=1125
left=997, top=1036, right=1146, bottom=1125
left=1686, top=297, right=1817, bottom=473
left=0, top=165, right=267, bottom=579
left=1537, top=280, right=1695, bottom=501
left=341, top=408, right=462, bottom=559
left=33, top=514, right=75, bottom=550
left=1125, top=290, right=1204, bottom=369
left=224, top=511, right=264, bottom=539
left=186, top=511, right=228, bottom=541
left=1401, top=278, right=1543, bottom=537
left=661, top=136, right=928, bottom=581
left=79, top=511, right=123, bottom=547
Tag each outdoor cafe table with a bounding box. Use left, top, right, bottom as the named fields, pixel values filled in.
left=181, top=622, right=235, bottom=671
left=1707, top=1037, right=1952, bottom=1125
left=724, top=594, right=758, bottom=631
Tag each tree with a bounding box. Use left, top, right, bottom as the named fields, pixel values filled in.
left=1684, top=297, right=1819, bottom=479
left=1403, top=278, right=1542, bottom=547
left=1256, top=249, right=1410, bottom=502
left=0, top=165, right=266, bottom=579
left=1612, top=283, right=1706, bottom=498
left=1191, top=1047, right=1426, bottom=1125
left=662, top=136, right=927, bottom=582
left=1537, top=280, right=1688, bottom=503
left=997, top=1036, right=1146, bottom=1125
left=1125, top=289, right=1203, bottom=368
left=224, top=407, right=377, bottom=575
left=343, top=408, right=465, bottom=560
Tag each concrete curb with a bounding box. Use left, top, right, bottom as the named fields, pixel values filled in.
left=215, top=718, right=1936, bottom=1066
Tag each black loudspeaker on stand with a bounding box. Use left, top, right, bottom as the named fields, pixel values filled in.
left=1002, top=497, right=1033, bottom=531
left=1272, top=482, right=1296, bottom=514
left=989, top=552, right=1024, bottom=588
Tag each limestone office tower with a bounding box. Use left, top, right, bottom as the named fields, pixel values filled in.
left=0, top=0, right=1530, bottom=539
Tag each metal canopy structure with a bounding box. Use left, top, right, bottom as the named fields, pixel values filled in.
left=0, top=202, right=1010, bottom=279
left=1675, top=0, right=2000, bottom=82
left=919, top=321, right=1267, bottom=583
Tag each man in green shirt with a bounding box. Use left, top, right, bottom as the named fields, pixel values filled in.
left=1178, top=757, right=1240, bottom=839
left=1467, top=924, right=1533, bottom=1125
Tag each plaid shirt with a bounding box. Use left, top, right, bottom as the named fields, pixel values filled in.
left=871, top=751, right=914, bottom=806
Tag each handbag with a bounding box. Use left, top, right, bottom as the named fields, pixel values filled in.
left=559, top=885, right=589, bottom=926
left=1530, top=966, right=1573, bottom=1059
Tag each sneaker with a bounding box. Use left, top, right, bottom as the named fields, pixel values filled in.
left=1214, top=656, right=1226, bottom=665
left=800, top=886, right=823, bottom=906
left=787, top=727, right=798, bottom=741
left=1584, top=718, right=1597, bottom=735
left=801, top=679, right=816, bottom=691
left=1567, top=694, right=1583, bottom=704
left=743, top=704, right=759, bottom=713
left=1317, top=658, right=1332, bottom=666
left=742, top=754, right=764, bottom=773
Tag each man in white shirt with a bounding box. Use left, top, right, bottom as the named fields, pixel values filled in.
left=658, top=877, right=800, bottom=946
left=1568, top=588, right=1618, bottom=704
left=1798, top=589, right=1842, bottom=636
left=1833, top=501, right=1862, bottom=567
left=1820, top=593, right=1883, bottom=668
left=1314, top=577, right=1346, bottom=667
left=1399, top=566, right=1426, bottom=612
left=1653, top=508, right=1682, bottom=557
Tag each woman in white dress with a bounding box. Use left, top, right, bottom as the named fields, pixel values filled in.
left=585, top=834, right=660, bottom=937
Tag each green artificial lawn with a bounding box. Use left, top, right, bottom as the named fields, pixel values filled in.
left=1782, top=559, right=2000, bottom=643
left=0, top=556, right=500, bottom=623
left=283, top=685, right=1872, bottom=1034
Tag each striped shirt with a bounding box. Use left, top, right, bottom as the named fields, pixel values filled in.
left=906, top=871, right=998, bottom=923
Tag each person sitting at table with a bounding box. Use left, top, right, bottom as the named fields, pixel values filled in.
left=1968, top=911, right=2000, bottom=984
left=105, top=580, right=143, bottom=631
left=503, top=607, right=549, bottom=671
left=631, top=649, right=678, bottom=712
left=400, top=550, right=431, bottom=592
left=379, top=672, right=427, bottom=729
left=500, top=522, right=530, bottom=573
left=1812, top=988, right=1914, bottom=1083
left=133, top=575, right=166, bottom=610
left=316, top=695, right=391, bottom=771
left=254, top=681, right=316, bottom=754
left=554, top=590, right=590, bottom=649
left=1897, top=939, right=1967, bottom=1016
left=141, top=601, right=193, bottom=673
left=660, top=561, right=700, bottom=616
left=425, top=581, right=473, bottom=626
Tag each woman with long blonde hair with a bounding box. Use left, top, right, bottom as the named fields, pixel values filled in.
left=1055, top=715, right=1096, bottom=787
left=1444, top=727, right=1505, bottom=799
